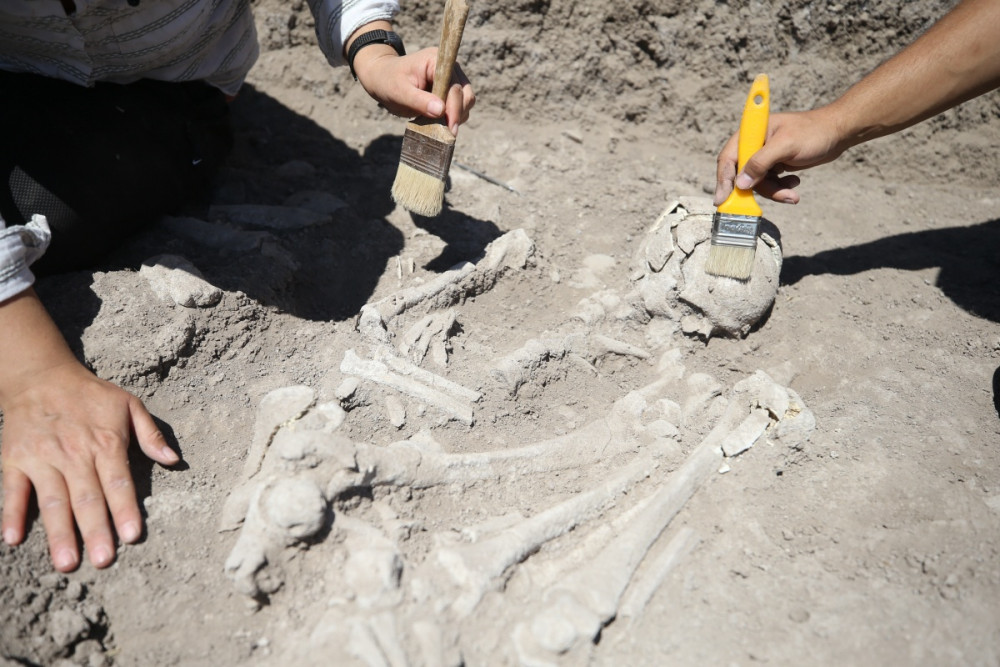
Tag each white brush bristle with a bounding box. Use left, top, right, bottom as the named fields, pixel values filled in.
left=391, top=163, right=446, bottom=217
left=704, top=245, right=756, bottom=280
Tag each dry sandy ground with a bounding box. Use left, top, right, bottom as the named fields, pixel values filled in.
left=3, top=1, right=1000, bottom=665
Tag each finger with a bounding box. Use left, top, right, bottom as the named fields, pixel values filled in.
left=94, top=445, right=142, bottom=544
left=394, top=58, right=445, bottom=119
left=714, top=132, right=740, bottom=206
left=2, top=466, right=31, bottom=546
left=451, top=62, right=470, bottom=88
left=32, top=466, right=80, bottom=572
left=753, top=173, right=802, bottom=204
left=129, top=396, right=179, bottom=466
left=735, top=140, right=798, bottom=190
left=451, top=64, right=476, bottom=118
left=444, top=83, right=466, bottom=136
left=65, top=461, right=116, bottom=569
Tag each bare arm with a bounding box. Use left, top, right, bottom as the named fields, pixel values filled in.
left=715, top=0, right=1000, bottom=205
left=0, top=288, right=178, bottom=571
left=345, top=20, right=476, bottom=136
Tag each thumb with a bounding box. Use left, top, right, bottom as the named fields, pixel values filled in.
left=129, top=396, right=180, bottom=465
left=734, top=146, right=779, bottom=190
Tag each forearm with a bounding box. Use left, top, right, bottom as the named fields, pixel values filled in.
left=344, top=20, right=399, bottom=82
left=0, top=289, right=79, bottom=407
left=830, top=0, right=1000, bottom=148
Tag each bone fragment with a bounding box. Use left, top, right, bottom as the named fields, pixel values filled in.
left=490, top=332, right=649, bottom=395
left=512, top=437, right=720, bottom=663
left=399, top=309, right=457, bottom=365
left=549, top=438, right=718, bottom=619
left=362, top=230, right=534, bottom=327
left=771, top=388, right=816, bottom=449
left=223, top=474, right=328, bottom=594
left=346, top=617, right=393, bottom=667
left=341, top=350, right=474, bottom=425
left=357, top=383, right=676, bottom=490
left=385, top=395, right=406, bottom=429
left=373, top=349, right=480, bottom=402
left=339, top=517, right=405, bottom=610
left=367, top=612, right=409, bottom=667
left=412, top=619, right=462, bottom=667
left=219, top=386, right=317, bottom=531
left=618, top=526, right=698, bottom=622
left=590, top=334, right=651, bottom=359
left=720, top=408, right=771, bottom=457
left=490, top=337, right=573, bottom=394
left=431, top=456, right=657, bottom=617
left=161, top=216, right=270, bottom=252
left=140, top=254, right=222, bottom=308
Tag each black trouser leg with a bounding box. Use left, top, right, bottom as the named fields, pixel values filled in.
left=0, top=72, right=233, bottom=274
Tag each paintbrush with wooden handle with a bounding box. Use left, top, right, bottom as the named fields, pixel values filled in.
left=391, top=0, right=469, bottom=217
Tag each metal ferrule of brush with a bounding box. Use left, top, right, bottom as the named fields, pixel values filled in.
left=400, top=127, right=455, bottom=180
left=710, top=212, right=760, bottom=248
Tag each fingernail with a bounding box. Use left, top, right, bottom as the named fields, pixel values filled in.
left=55, top=548, right=78, bottom=570
left=92, top=545, right=113, bottom=567
left=449, top=123, right=459, bottom=137
left=121, top=520, right=141, bottom=543
left=735, top=173, right=753, bottom=189
left=428, top=99, right=444, bottom=116
left=3, top=528, right=17, bottom=545
left=161, top=446, right=180, bottom=464
left=782, top=197, right=797, bottom=205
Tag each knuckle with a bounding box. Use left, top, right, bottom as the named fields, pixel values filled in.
left=38, top=494, right=69, bottom=511
left=103, top=475, right=133, bottom=494
left=91, top=428, right=128, bottom=454
left=73, top=489, right=104, bottom=509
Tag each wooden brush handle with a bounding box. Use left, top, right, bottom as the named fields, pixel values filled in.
left=430, top=0, right=470, bottom=101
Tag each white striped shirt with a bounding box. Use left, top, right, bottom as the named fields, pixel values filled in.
left=0, top=0, right=400, bottom=300
left=0, top=0, right=400, bottom=95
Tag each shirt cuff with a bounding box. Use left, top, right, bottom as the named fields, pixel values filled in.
left=308, top=0, right=401, bottom=67
left=0, top=214, right=52, bottom=303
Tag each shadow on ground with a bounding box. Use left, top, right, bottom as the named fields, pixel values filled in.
left=993, top=366, right=1000, bottom=422
left=105, top=85, right=499, bottom=322
left=781, top=218, right=1000, bottom=323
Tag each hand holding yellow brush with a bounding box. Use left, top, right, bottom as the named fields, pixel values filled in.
left=391, top=0, right=470, bottom=217
left=705, top=74, right=770, bottom=280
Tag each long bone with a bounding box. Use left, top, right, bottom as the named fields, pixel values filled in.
left=359, top=229, right=534, bottom=345
left=508, top=371, right=808, bottom=663
left=511, top=436, right=721, bottom=664
left=341, top=349, right=477, bottom=425
left=418, top=454, right=659, bottom=618
left=356, top=379, right=682, bottom=490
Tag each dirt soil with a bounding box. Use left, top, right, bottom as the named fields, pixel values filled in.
left=3, top=0, right=1000, bottom=665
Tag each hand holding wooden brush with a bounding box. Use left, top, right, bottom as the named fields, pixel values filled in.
left=391, top=0, right=470, bottom=217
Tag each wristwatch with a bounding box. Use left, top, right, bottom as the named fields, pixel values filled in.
left=347, top=29, right=406, bottom=81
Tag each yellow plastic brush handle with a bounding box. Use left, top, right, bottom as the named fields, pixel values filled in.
left=718, top=74, right=770, bottom=218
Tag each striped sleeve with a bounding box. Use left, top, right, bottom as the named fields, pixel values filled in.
left=0, top=215, right=51, bottom=304
left=306, top=0, right=400, bottom=67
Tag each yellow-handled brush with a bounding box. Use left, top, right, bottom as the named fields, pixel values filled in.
left=705, top=74, right=770, bottom=280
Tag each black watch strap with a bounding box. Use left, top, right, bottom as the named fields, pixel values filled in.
left=347, top=29, right=405, bottom=81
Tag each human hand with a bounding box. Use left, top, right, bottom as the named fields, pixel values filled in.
left=1, top=360, right=178, bottom=572
left=713, top=108, right=849, bottom=206
left=355, top=47, right=476, bottom=136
